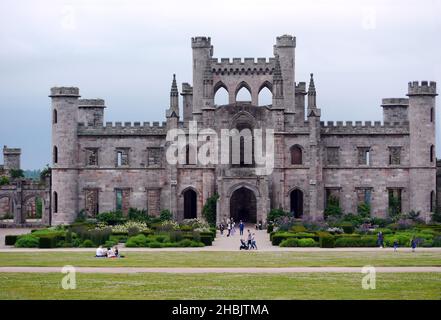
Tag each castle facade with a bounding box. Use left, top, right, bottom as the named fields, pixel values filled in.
left=50, top=35, right=437, bottom=225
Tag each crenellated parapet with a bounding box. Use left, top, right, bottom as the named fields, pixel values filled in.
left=78, top=99, right=106, bottom=108
left=191, top=36, right=211, bottom=48
left=49, top=87, right=80, bottom=97
left=407, top=81, right=437, bottom=96
left=321, top=120, right=409, bottom=135
left=77, top=121, right=167, bottom=136
left=211, top=57, right=275, bottom=76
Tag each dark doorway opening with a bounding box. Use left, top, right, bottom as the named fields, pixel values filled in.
left=183, top=189, right=197, bottom=219
left=230, top=187, right=257, bottom=223
left=290, top=189, right=303, bottom=218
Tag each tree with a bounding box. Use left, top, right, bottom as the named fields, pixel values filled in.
left=357, top=202, right=371, bottom=218
left=0, top=176, right=10, bottom=186
left=202, top=193, right=219, bottom=227
left=10, top=169, right=24, bottom=179
left=159, top=209, right=173, bottom=221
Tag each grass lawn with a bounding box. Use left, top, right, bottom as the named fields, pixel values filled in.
left=0, top=251, right=440, bottom=267
left=0, top=272, right=440, bottom=300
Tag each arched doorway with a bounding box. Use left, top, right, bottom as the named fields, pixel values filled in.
left=230, top=187, right=257, bottom=223
left=0, top=196, right=12, bottom=220
left=23, top=196, right=43, bottom=221
left=183, top=189, right=197, bottom=219
left=290, top=189, right=303, bottom=218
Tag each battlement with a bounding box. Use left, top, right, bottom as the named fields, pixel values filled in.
left=181, top=83, right=193, bottom=95
left=320, top=120, right=410, bottom=135
left=295, top=82, right=307, bottom=94
left=276, top=34, right=296, bottom=48
left=3, top=146, right=21, bottom=155
left=191, top=36, right=211, bottom=48
left=77, top=121, right=167, bottom=136
left=211, top=57, right=275, bottom=75
left=49, top=87, right=80, bottom=97
left=407, top=81, right=437, bottom=96
left=78, top=99, right=106, bottom=108
left=381, top=98, right=409, bottom=107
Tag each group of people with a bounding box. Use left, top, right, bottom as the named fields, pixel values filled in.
left=240, top=229, right=258, bottom=250
left=95, top=245, right=124, bottom=258
left=218, top=219, right=258, bottom=250
left=377, top=231, right=418, bottom=252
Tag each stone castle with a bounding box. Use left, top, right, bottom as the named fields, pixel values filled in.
left=47, top=35, right=438, bottom=225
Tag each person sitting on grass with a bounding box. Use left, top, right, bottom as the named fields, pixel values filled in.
left=95, top=245, right=107, bottom=258
left=107, top=247, right=116, bottom=258
left=114, top=246, right=125, bottom=258
left=240, top=238, right=248, bottom=250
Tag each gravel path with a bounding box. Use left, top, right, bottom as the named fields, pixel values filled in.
left=1, top=266, right=440, bottom=273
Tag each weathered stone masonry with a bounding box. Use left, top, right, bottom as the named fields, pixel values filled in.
left=49, top=35, right=438, bottom=225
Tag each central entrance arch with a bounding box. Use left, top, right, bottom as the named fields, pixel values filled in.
left=230, top=187, right=257, bottom=223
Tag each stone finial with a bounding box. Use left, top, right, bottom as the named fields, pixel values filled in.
left=308, top=73, right=316, bottom=95
left=308, top=73, right=317, bottom=110
left=170, top=74, right=178, bottom=96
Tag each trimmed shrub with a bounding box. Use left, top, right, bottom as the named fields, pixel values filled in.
left=200, top=234, right=213, bottom=246
left=291, top=225, right=307, bottom=233
left=280, top=238, right=299, bottom=247
left=104, top=240, right=117, bottom=247
left=96, top=211, right=125, bottom=225
left=335, top=236, right=377, bottom=247
left=148, top=241, right=162, bottom=248
left=190, top=241, right=205, bottom=247
left=267, top=224, right=274, bottom=233
left=5, top=235, right=18, bottom=246
left=15, top=235, right=39, bottom=248
left=177, top=239, right=193, bottom=247
left=298, top=238, right=317, bottom=247
left=125, top=234, right=148, bottom=247
left=38, top=236, right=59, bottom=248
left=340, top=222, right=355, bottom=234
left=319, top=235, right=335, bottom=248
left=81, top=239, right=95, bottom=248
left=271, top=233, right=297, bottom=246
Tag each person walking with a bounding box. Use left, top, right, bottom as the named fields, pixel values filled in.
left=251, top=233, right=257, bottom=250
left=377, top=231, right=384, bottom=248
left=227, top=222, right=231, bottom=237
left=239, top=220, right=245, bottom=236
left=411, top=237, right=417, bottom=252
left=247, top=230, right=252, bottom=249
left=231, top=219, right=236, bottom=236
left=393, top=240, right=399, bottom=252
left=219, top=223, right=225, bottom=236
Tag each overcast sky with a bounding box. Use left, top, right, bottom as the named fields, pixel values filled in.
left=0, top=0, right=440, bottom=169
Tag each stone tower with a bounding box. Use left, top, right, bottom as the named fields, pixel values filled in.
left=407, top=81, right=437, bottom=218
left=3, top=146, right=21, bottom=171
left=50, top=87, right=80, bottom=224
left=191, top=37, right=213, bottom=122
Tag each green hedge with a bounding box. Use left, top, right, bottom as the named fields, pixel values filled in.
left=280, top=238, right=299, bottom=247
left=298, top=238, right=317, bottom=247
left=200, top=234, right=213, bottom=246
left=319, top=235, right=335, bottom=248
left=335, top=236, right=377, bottom=247
left=15, top=235, right=39, bottom=248
left=38, top=236, right=58, bottom=248
left=5, top=235, right=18, bottom=246
left=272, top=232, right=318, bottom=246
